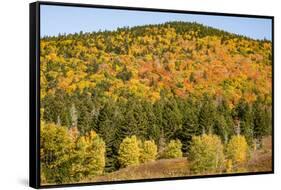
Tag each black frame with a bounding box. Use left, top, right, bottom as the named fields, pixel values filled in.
left=29, top=1, right=274, bottom=189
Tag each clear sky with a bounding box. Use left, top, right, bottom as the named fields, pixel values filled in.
left=40, top=5, right=272, bottom=40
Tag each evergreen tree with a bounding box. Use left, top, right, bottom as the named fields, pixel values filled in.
left=176, top=98, right=199, bottom=153
left=97, top=100, right=121, bottom=172
left=233, top=98, right=254, bottom=145
left=253, top=97, right=270, bottom=147
left=161, top=97, right=183, bottom=140
left=198, top=95, right=217, bottom=134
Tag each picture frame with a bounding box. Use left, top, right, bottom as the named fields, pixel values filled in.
left=30, top=1, right=274, bottom=188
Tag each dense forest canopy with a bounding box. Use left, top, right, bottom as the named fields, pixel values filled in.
left=40, top=21, right=272, bottom=104
left=40, top=21, right=272, bottom=183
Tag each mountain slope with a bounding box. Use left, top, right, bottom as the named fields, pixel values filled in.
left=40, top=21, right=272, bottom=105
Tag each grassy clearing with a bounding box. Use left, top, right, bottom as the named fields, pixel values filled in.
left=87, top=158, right=190, bottom=182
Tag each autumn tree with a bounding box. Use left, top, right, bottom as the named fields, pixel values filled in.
left=72, top=131, right=106, bottom=179
left=118, top=135, right=140, bottom=168
left=189, top=134, right=225, bottom=174
left=40, top=122, right=74, bottom=184
left=226, top=135, right=248, bottom=167
left=162, top=139, right=183, bottom=159
left=139, top=140, right=158, bottom=163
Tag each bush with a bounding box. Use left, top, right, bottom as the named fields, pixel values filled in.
left=140, top=140, right=158, bottom=163
left=72, top=131, right=106, bottom=179
left=226, top=135, right=248, bottom=166
left=118, top=135, right=140, bottom=168
left=163, top=139, right=183, bottom=159
left=189, top=134, right=225, bottom=174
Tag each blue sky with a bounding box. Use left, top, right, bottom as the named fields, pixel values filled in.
left=40, top=5, right=272, bottom=40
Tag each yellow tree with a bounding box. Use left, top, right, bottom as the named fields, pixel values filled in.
left=139, top=140, right=158, bottom=163
left=118, top=135, right=140, bottom=168
left=163, top=139, right=183, bottom=159
left=40, top=122, right=74, bottom=184
left=72, top=131, right=106, bottom=179
left=189, top=134, right=225, bottom=174
left=226, top=135, right=248, bottom=168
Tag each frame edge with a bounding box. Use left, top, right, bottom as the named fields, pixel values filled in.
left=29, top=1, right=40, bottom=189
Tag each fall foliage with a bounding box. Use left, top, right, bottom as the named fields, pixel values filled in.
left=226, top=135, right=249, bottom=168
left=189, top=134, right=225, bottom=174
left=40, top=21, right=272, bottom=184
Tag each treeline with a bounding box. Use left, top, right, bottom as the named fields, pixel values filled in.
left=41, top=91, right=271, bottom=175
left=43, top=21, right=270, bottom=43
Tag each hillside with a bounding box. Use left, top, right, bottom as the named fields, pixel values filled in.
left=40, top=22, right=272, bottom=184
left=40, top=21, right=272, bottom=105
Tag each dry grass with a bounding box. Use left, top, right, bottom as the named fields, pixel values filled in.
left=246, top=136, right=272, bottom=172
left=86, top=158, right=190, bottom=182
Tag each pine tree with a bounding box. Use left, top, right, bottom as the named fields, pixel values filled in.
left=233, top=98, right=254, bottom=145
left=198, top=96, right=217, bottom=134
left=253, top=97, right=269, bottom=148
left=161, top=97, right=183, bottom=140
left=97, top=100, right=121, bottom=172
left=176, top=98, right=199, bottom=153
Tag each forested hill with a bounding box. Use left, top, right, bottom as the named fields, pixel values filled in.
left=40, top=21, right=272, bottom=180
left=40, top=21, right=272, bottom=105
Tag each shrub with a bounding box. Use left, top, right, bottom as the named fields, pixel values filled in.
left=163, top=139, right=183, bottom=159
left=118, top=135, right=140, bottom=168
left=140, top=140, right=158, bottom=163
left=189, top=134, right=225, bottom=174
left=226, top=135, right=248, bottom=166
